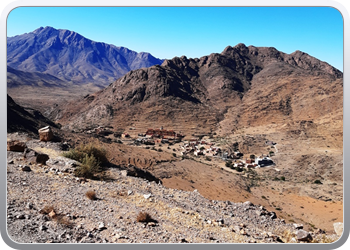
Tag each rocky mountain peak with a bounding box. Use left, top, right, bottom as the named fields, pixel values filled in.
left=7, top=27, right=164, bottom=85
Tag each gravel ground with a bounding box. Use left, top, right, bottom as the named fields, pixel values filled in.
left=6, top=133, right=340, bottom=244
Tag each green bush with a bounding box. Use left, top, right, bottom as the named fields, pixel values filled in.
left=281, top=176, right=286, bottom=181
left=74, top=154, right=101, bottom=179
left=172, top=153, right=176, bottom=157
left=62, top=143, right=107, bottom=179
left=63, top=143, right=107, bottom=164
left=62, top=148, right=85, bottom=162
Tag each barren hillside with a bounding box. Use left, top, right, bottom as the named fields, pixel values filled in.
left=7, top=43, right=343, bottom=242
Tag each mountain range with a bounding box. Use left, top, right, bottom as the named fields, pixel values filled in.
left=7, top=26, right=164, bottom=85
left=54, top=43, right=342, bottom=146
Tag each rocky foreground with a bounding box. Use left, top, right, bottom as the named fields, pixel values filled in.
left=6, top=132, right=341, bottom=244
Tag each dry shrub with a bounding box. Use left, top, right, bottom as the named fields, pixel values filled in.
left=86, top=190, right=97, bottom=200
left=56, top=214, right=74, bottom=228
left=39, top=205, right=73, bottom=228
left=136, top=212, right=153, bottom=223
left=75, top=154, right=101, bottom=179
left=78, top=143, right=108, bottom=164
left=62, top=142, right=107, bottom=179
left=39, top=205, right=55, bottom=215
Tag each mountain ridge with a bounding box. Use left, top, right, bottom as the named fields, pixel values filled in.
left=7, top=26, right=164, bottom=85
left=55, top=43, right=342, bottom=139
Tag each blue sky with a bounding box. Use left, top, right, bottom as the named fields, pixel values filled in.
left=7, top=7, right=344, bottom=71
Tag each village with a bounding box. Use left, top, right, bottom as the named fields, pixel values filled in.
left=86, top=126, right=276, bottom=171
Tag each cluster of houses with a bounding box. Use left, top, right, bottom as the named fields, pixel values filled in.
left=144, top=127, right=184, bottom=141
left=178, top=139, right=275, bottom=168
left=134, top=127, right=185, bottom=145
left=232, top=156, right=275, bottom=170
left=178, top=139, right=222, bottom=157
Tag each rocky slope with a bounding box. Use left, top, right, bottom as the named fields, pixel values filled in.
left=7, top=95, right=59, bottom=135
left=6, top=132, right=340, bottom=244
left=7, top=26, right=163, bottom=85
left=55, top=43, right=342, bottom=138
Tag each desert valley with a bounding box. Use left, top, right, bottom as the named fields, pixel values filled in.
left=6, top=26, right=343, bottom=243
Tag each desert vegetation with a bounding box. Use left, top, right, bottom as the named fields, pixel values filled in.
left=136, top=212, right=154, bottom=223
left=85, top=190, right=97, bottom=200
left=62, top=142, right=107, bottom=179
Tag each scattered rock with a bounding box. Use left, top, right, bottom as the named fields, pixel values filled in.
left=48, top=210, right=56, bottom=218
left=296, top=230, right=313, bottom=242
left=6, top=132, right=339, bottom=244
left=16, top=214, right=25, bottom=219
left=333, top=222, right=343, bottom=236
left=143, top=193, right=152, bottom=199
left=46, top=157, right=80, bottom=173
left=315, top=228, right=326, bottom=234
left=243, top=201, right=253, bottom=206
left=26, top=202, right=33, bottom=209
left=147, top=222, right=156, bottom=227
left=24, top=149, right=50, bottom=165
left=98, top=222, right=107, bottom=231
left=270, top=212, right=277, bottom=219
left=21, top=165, right=31, bottom=172
left=293, top=223, right=303, bottom=229
left=240, top=229, right=247, bottom=235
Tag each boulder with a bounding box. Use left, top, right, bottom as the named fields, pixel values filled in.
left=243, top=201, right=253, bottom=206
left=333, top=222, right=343, bottom=236
left=24, top=149, right=49, bottom=165
left=21, top=165, right=31, bottom=172
left=48, top=210, right=57, bottom=218
left=296, top=230, right=313, bottom=242
left=7, top=140, right=26, bottom=152
left=293, top=223, right=303, bottom=229
left=38, top=126, right=54, bottom=142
